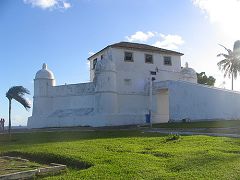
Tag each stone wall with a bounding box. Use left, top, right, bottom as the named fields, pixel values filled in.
left=155, top=80, right=240, bottom=122
left=49, top=82, right=95, bottom=97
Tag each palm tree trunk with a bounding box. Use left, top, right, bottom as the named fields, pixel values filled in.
left=232, top=72, right=234, bottom=90
left=8, top=99, right=11, bottom=135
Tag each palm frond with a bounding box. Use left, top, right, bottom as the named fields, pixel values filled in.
left=217, top=53, right=230, bottom=59
left=233, top=70, right=238, bottom=79
left=218, top=44, right=233, bottom=54
left=217, top=59, right=229, bottom=69
left=6, top=86, right=31, bottom=109
left=13, top=95, right=31, bottom=110
left=223, top=63, right=230, bottom=71
left=217, top=59, right=227, bottom=65
left=223, top=66, right=231, bottom=78
left=6, top=86, right=30, bottom=98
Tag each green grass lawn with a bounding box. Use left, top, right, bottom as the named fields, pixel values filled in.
left=1, top=129, right=240, bottom=179
left=153, top=120, right=240, bottom=129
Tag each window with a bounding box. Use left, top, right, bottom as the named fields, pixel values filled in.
left=92, top=58, right=97, bottom=69
left=124, top=52, right=134, bottom=62
left=101, top=54, right=104, bottom=60
left=145, top=54, right=153, bottom=64
left=124, top=79, right=132, bottom=86
left=164, top=56, right=172, bottom=66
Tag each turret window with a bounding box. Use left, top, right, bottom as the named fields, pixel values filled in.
left=124, top=52, right=134, bottom=62
left=164, top=56, right=172, bottom=66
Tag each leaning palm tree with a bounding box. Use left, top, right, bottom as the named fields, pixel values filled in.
left=6, top=86, right=31, bottom=134
left=217, top=40, right=240, bottom=90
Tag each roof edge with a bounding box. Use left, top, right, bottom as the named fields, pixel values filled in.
left=87, top=42, right=184, bottom=60
left=87, top=45, right=111, bottom=60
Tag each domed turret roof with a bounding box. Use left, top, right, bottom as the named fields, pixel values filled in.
left=180, top=62, right=196, bottom=77
left=35, top=63, right=55, bottom=79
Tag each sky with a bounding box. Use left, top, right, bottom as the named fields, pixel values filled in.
left=0, top=0, right=240, bottom=126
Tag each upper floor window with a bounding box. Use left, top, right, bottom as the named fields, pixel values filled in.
left=145, top=54, right=153, bottom=64
left=92, top=58, right=97, bottom=69
left=124, top=52, right=134, bottom=62
left=124, top=78, right=132, bottom=86
left=164, top=56, right=172, bottom=66
left=101, top=54, right=104, bottom=60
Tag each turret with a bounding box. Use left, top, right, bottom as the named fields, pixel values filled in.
left=34, top=63, right=55, bottom=97
left=32, top=63, right=55, bottom=116
left=180, top=62, right=197, bottom=83
left=94, top=49, right=118, bottom=114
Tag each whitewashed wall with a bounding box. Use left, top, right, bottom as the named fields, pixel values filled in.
left=89, top=47, right=182, bottom=90
left=28, top=82, right=95, bottom=128
left=49, top=82, right=95, bottom=112
left=30, top=46, right=193, bottom=128
left=155, top=81, right=240, bottom=122
left=112, top=48, right=182, bottom=93
left=118, top=94, right=149, bottom=114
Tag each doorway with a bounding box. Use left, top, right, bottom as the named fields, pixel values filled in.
left=153, top=89, right=169, bottom=123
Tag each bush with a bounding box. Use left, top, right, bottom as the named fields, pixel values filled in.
left=165, top=133, right=181, bottom=142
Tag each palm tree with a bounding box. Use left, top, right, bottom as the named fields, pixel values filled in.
left=6, top=86, right=31, bottom=134
left=217, top=40, right=240, bottom=90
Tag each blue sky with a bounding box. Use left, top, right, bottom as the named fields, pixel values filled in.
left=0, top=0, right=239, bottom=126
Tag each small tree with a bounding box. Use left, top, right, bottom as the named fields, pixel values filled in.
left=6, top=86, right=31, bottom=135
left=217, top=40, right=240, bottom=90
left=197, top=72, right=216, bottom=86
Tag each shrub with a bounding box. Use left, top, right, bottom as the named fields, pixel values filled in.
left=165, top=133, right=181, bottom=142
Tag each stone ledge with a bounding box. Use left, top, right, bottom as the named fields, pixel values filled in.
left=0, top=156, right=67, bottom=180
left=0, top=169, right=37, bottom=180
left=37, top=163, right=67, bottom=176
left=2, top=156, right=29, bottom=162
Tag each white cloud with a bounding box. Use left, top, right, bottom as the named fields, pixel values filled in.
left=63, top=2, right=71, bottom=9
left=153, top=34, right=184, bottom=50
left=126, top=31, right=156, bottom=42
left=23, top=0, right=71, bottom=10
left=192, top=0, right=240, bottom=40
left=125, top=31, right=184, bottom=50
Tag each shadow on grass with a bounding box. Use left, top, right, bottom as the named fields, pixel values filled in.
left=218, top=149, right=240, bottom=155
left=167, top=150, right=238, bottom=174
left=0, top=130, right=167, bottom=146
left=3, top=151, right=93, bottom=170
left=140, top=151, right=173, bottom=158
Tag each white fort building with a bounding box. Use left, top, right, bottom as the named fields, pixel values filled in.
left=28, top=42, right=240, bottom=128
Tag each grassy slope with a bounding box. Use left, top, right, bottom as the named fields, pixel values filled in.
left=153, top=120, right=240, bottom=129
left=1, top=130, right=240, bottom=179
